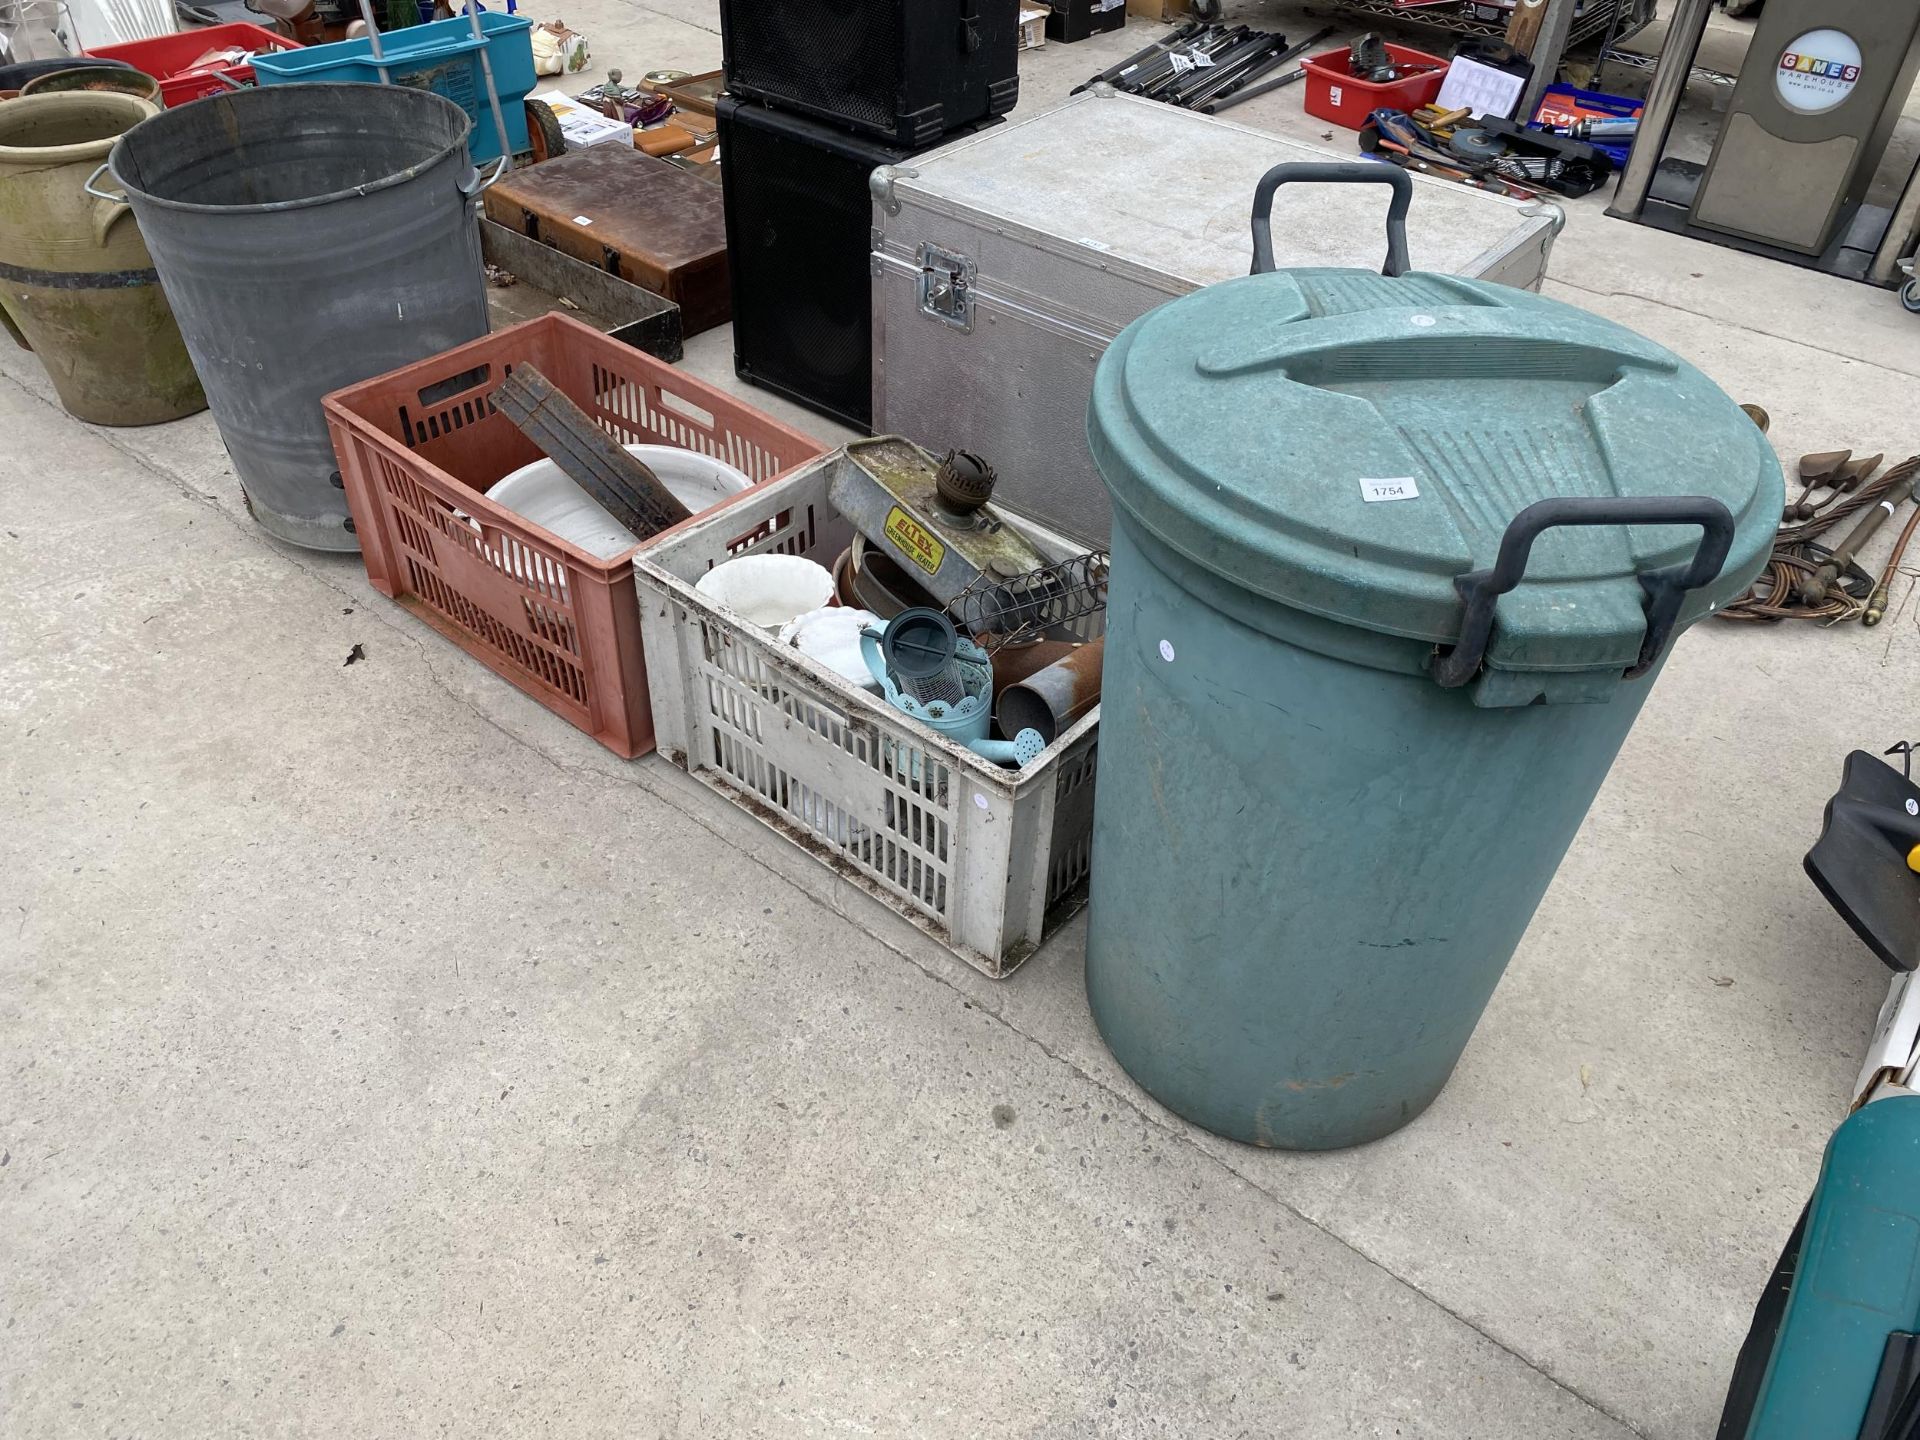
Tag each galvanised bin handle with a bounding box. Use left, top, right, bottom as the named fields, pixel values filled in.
left=1432, top=495, right=1737, bottom=689
left=1249, top=161, right=1412, bottom=278
left=459, top=155, right=510, bottom=199
left=81, top=162, right=136, bottom=246
left=81, top=162, right=121, bottom=203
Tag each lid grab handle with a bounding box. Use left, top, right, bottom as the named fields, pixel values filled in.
left=1432, top=495, right=1736, bottom=689
left=1249, top=162, right=1412, bottom=278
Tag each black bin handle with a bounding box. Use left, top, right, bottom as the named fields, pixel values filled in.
left=1250, top=162, right=1413, bottom=278
left=1431, top=496, right=1737, bottom=689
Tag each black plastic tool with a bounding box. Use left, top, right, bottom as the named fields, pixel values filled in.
left=1805, top=749, right=1920, bottom=972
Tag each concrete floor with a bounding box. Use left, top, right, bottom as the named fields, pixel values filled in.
left=7, top=3, right=1920, bottom=1437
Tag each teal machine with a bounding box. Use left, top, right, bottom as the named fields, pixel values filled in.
left=1716, top=747, right=1920, bottom=1440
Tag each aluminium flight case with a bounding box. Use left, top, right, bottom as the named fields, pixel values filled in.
left=870, top=89, right=1564, bottom=546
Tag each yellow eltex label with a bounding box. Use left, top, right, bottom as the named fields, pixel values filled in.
left=884, top=506, right=946, bottom=577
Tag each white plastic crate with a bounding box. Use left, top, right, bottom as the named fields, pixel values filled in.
left=634, top=449, right=1101, bottom=977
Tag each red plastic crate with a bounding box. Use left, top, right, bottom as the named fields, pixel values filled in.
left=1302, top=44, right=1449, bottom=131
left=322, top=313, right=829, bottom=759
left=86, top=23, right=301, bottom=107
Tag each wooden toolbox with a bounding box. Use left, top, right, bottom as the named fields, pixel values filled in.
left=482, top=145, right=730, bottom=335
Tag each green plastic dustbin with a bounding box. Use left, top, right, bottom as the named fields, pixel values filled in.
left=1083, top=165, right=1783, bottom=1151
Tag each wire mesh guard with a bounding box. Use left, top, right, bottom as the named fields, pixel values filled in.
left=878, top=607, right=967, bottom=710
left=948, top=549, right=1111, bottom=654
left=900, top=665, right=967, bottom=710
left=1321, top=0, right=1652, bottom=50
left=872, top=625, right=993, bottom=727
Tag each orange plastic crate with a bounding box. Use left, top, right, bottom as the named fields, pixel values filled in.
left=323, top=313, right=828, bottom=758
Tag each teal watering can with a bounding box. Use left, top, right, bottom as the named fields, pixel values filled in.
left=1720, top=747, right=1920, bottom=1440
left=860, top=609, right=1049, bottom=768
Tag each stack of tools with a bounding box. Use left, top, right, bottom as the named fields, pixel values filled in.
left=1071, top=22, right=1335, bottom=114
left=1360, top=106, right=1613, bottom=199
left=823, top=438, right=1108, bottom=767
left=1718, top=449, right=1920, bottom=626
left=1529, top=83, right=1643, bottom=166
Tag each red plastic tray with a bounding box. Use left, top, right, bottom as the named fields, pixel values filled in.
left=1301, top=44, right=1449, bottom=131
left=86, top=23, right=301, bottom=107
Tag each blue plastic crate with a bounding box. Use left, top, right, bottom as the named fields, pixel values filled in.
left=251, top=12, right=534, bottom=163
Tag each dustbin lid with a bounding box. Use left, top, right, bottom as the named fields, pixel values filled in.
left=1088, top=270, right=1782, bottom=699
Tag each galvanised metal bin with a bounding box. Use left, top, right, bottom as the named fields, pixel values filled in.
left=107, top=84, right=492, bottom=552
left=1082, top=167, right=1783, bottom=1150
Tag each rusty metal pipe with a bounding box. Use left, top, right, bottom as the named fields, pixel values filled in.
left=1866, top=502, right=1920, bottom=626
left=987, top=638, right=1084, bottom=693
left=997, top=639, right=1104, bottom=743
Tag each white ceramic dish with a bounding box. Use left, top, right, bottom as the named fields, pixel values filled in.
left=779, top=606, right=882, bottom=688
left=695, top=554, right=836, bottom=631
left=485, top=445, right=754, bottom=561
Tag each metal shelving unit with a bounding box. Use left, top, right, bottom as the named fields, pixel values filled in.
left=1303, top=0, right=1657, bottom=123
left=1602, top=47, right=1737, bottom=87
left=1312, top=0, right=1653, bottom=49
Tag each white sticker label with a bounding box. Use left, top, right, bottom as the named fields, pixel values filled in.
left=1190, top=50, right=1215, bottom=67
left=1158, top=639, right=1176, bottom=663
left=1907, top=799, right=1918, bottom=817
left=1360, top=477, right=1421, bottom=503
left=973, top=793, right=991, bottom=812
left=572, top=214, right=594, bottom=226
left=1775, top=29, right=1862, bottom=116
left=1078, top=237, right=1112, bottom=252
left=1409, top=314, right=1437, bottom=328
left=1329, top=84, right=1344, bottom=106
left=1169, top=53, right=1194, bottom=74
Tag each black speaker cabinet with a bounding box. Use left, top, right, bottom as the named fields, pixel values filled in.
left=719, top=98, right=998, bottom=431
left=1047, top=0, right=1125, bottom=45
left=718, top=0, right=1019, bottom=148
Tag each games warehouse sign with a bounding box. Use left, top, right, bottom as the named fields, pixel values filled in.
left=1776, top=29, right=1864, bottom=115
